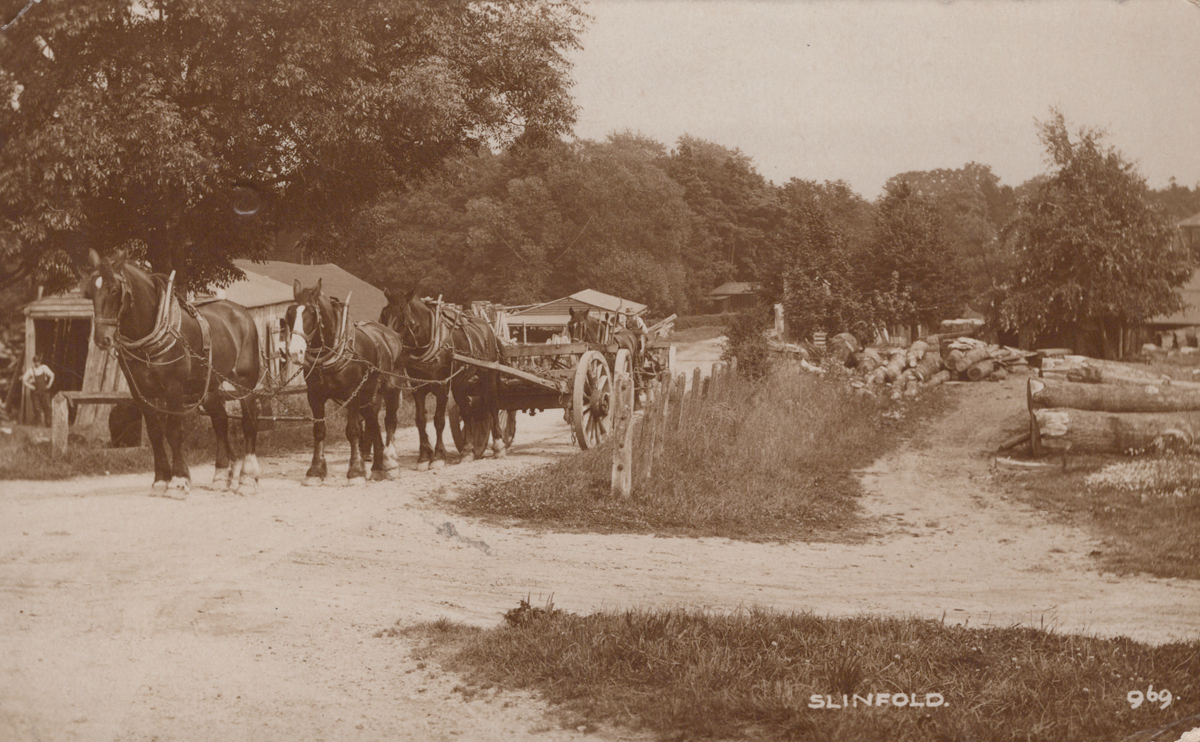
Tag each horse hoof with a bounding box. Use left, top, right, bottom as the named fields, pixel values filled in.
left=212, top=474, right=232, bottom=492
left=416, top=461, right=430, bottom=472
left=235, top=482, right=258, bottom=497
left=430, top=459, right=446, bottom=470
left=303, top=477, right=324, bottom=487
left=348, top=476, right=367, bottom=486
left=370, top=470, right=389, bottom=482
left=150, top=481, right=169, bottom=497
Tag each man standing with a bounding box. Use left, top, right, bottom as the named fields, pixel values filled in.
left=22, top=354, right=55, bottom=427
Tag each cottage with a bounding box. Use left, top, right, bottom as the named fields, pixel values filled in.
left=706, top=282, right=759, bottom=313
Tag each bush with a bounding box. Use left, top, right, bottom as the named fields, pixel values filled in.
left=721, top=307, right=772, bottom=380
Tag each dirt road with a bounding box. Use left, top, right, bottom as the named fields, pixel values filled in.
left=2, top=351, right=1198, bottom=741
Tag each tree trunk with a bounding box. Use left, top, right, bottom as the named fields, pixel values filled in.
left=954, top=347, right=990, bottom=373
left=1032, top=407, right=1200, bottom=454
left=966, top=359, right=994, bottom=381
left=1029, top=377, right=1200, bottom=412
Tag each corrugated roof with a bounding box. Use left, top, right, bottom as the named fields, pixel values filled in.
left=233, top=260, right=388, bottom=324
left=1150, top=269, right=1200, bottom=326
left=509, top=290, right=647, bottom=318
left=207, top=268, right=294, bottom=308
left=707, top=282, right=758, bottom=297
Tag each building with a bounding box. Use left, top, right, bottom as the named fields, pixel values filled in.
left=504, top=289, right=647, bottom=342
left=706, top=282, right=759, bottom=313
left=1178, top=211, right=1200, bottom=253
left=232, top=259, right=387, bottom=324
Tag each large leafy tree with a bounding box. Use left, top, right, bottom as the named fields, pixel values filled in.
left=883, top=163, right=1016, bottom=307
left=0, top=0, right=586, bottom=292
left=999, top=111, right=1192, bottom=357
left=863, top=181, right=968, bottom=335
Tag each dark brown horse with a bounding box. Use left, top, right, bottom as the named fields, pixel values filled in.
left=379, top=289, right=506, bottom=469
left=283, top=280, right=405, bottom=485
left=83, top=249, right=261, bottom=498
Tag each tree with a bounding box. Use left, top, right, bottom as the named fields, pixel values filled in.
left=771, top=179, right=876, bottom=341
left=999, top=110, right=1193, bottom=358
left=863, top=181, right=968, bottom=335
left=664, top=135, right=781, bottom=306
left=883, top=163, right=1016, bottom=306
left=0, top=0, right=586, bottom=292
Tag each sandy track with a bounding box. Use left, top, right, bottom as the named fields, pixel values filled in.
left=2, top=361, right=1198, bottom=741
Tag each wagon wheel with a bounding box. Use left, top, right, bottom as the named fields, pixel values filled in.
left=571, top=349, right=613, bottom=450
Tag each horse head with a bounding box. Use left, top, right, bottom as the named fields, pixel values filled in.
left=283, top=278, right=340, bottom=365
left=380, top=288, right=431, bottom=355
left=567, top=307, right=596, bottom=343
left=83, top=249, right=159, bottom=349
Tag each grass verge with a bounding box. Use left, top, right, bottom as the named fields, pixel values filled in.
left=452, top=366, right=945, bottom=541
left=393, top=605, right=1200, bottom=742
left=1002, top=454, right=1200, bottom=580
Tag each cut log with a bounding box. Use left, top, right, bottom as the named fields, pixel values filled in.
left=853, top=348, right=884, bottom=374
left=883, top=353, right=905, bottom=383
left=991, top=367, right=1008, bottom=381
left=946, top=349, right=965, bottom=373
left=954, top=347, right=991, bottom=373
left=1029, top=377, right=1200, bottom=412
left=924, top=369, right=952, bottom=387
left=828, top=332, right=860, bottom=366
left=1032, top=407, right=1200, bottom=454
left=906, top=340, right=930, bottom=367
left=965, top=359, right=994, bottom=381
left=911, top=352, right=943, bottom=382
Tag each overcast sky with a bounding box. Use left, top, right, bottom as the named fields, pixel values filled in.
left=567, top=0, right=1200, bottom=199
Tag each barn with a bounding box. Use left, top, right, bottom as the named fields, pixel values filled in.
left=504, top=290, right=647, bottom=343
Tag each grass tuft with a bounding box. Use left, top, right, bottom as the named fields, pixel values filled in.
left=453, top=366, right=944, bottom=541
left=401, top=605, right=1200, bottom=742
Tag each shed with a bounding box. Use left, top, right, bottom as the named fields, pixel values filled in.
left=505, top=290, right=647, bottom=342
left=707, top=282, right=760, bottom=313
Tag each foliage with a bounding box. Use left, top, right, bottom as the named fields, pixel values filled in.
left=664, top=135, right=782, bottom=303
left=451, top=368, right=925, bottom=541
left=883, top=163, right=1017, bottom=308
left=773, top=179, right=877, bottom=340
left=721, top=307, right=772, bottom=380
left=999, top=110, right=1193, bottom=357
left=0, top=0, right=587, bottom=292
left=862, top=181, right=968, bottom=332
left=415, top=608, right=1200, bottom=742
left=351, top=133, right=694, bottom=311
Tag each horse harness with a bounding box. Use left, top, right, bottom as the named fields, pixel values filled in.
left=107, top=269, right=215, bottom=415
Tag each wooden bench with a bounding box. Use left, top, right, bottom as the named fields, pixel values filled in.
left=51, top=391, right=135, bottom=452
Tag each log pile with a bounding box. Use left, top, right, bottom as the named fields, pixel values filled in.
left=840, top=333, right=1034, bottom=397
left=1012, top=361, right=1200, bottom=457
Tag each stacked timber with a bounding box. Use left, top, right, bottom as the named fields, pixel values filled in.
left=841, top=333, right=1032, bottom=398
left=1021, top=374, right=1200, bottom=456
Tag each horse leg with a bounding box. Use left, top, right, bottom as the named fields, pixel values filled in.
left=235, top=395, right=260, bottom=496
left=431, top=388, right=448, bottom=469
left=488, top=371, right=507, bottom=460
left=346, top=402, right=367, bottom=485
left=381, top=387, right=400, bottom=475
left=304, top=390, right=328, bottom=486
left=414, top=388, right=434, bottom=471
left=365, top=391, right=390, bottom=481
left=203, top=397, right=234, bottom=491
left=143, top=409, right=172, bottom=496
left=164, top=401, right=191, bottom=499
left=452, top=388, right=476, bottom=463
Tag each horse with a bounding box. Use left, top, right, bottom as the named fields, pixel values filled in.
left=379, top=288, right=506, bottom=469
left=568, top=306, right=649, bottom=403
left=83, top=249, right=261, bottom=498
left=283, top=279, right=404, bottom=485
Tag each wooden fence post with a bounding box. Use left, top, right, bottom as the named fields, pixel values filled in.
left=611, top=368, right=633, bottom=499
left=51, top=393, right=69, bottom=452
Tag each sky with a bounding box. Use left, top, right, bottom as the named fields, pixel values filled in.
left=567, top=0, right=1200, bottom=199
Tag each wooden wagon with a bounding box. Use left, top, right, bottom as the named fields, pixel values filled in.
left=446, top=333, right=674, bottom=452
